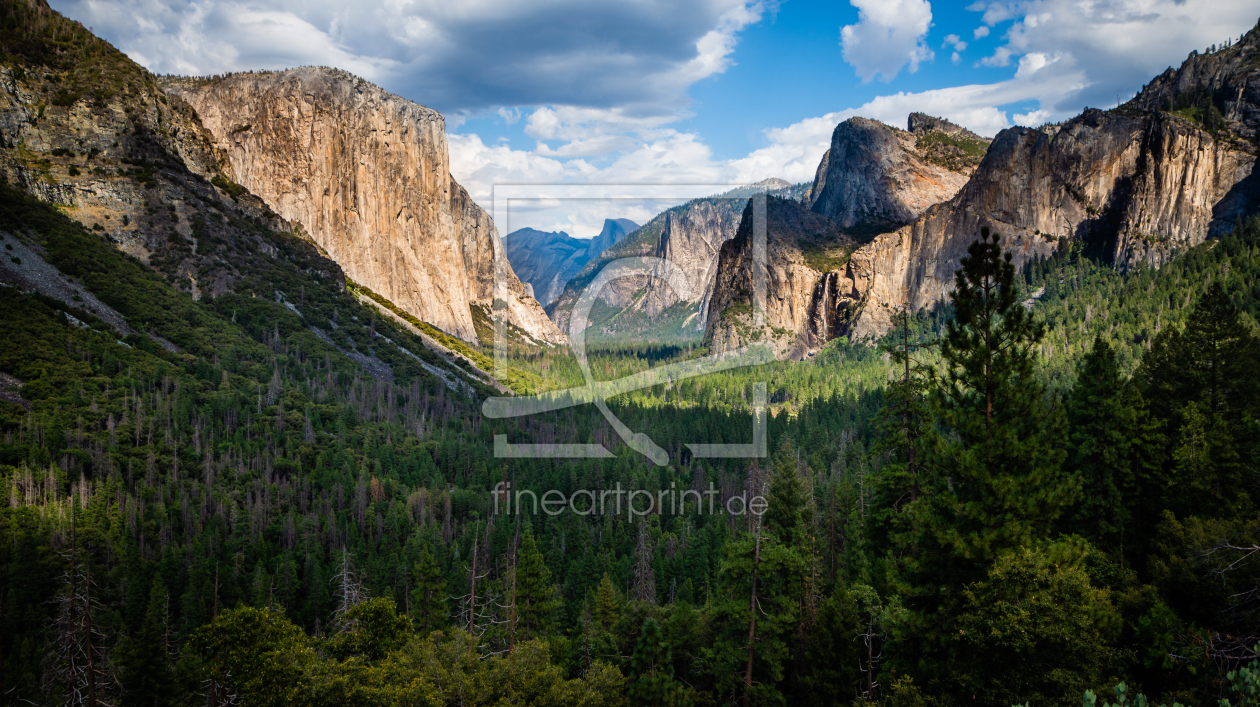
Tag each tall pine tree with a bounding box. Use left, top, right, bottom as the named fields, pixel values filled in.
left=627, top=617, right=691, bottom=706
left=411, top=545, right=449, bottom=635
left=895, top=227, right=1075, bottom=691
left=515, top=529, right=558, bottom=640
left=1066, top=335, right=1154, bottom=553
left=1136, top=282, right=1260, bottom=520
left=119, top=580, right=176, bottom=707
left=921, top=227, right=1073, bottom=582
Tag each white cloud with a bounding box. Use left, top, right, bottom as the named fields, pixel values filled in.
left=496, top=107, right=521, bottom=126
left=59, top=0, right=1260, bottom=240
left=967, top=0, right=1257, bottom=111
left=51, top=0, right=764, bottom=118
left=448, top=49, right=1087, bottom=236
left=980, top=45, right=1015, bottom=66
left=840, top=0, right=935, bottom=82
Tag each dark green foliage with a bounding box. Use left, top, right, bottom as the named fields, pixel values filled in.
left=627, top=618, right=689, bottom=706
left=764, top=439, right=807, bottom=547
left=1135, top=283, right=1260, bottom=521
left=118, top=580, right=177, bottom=707
left=412, top=546, right=449, bottom=635
left=795, top=585, right=870, bottom=705
left=325, top=597, right=414, bottom=661
left=516, top=529, right=559, bottom=640
left=950, top=549, right=1116, bottom=707
left=1066, top=336, right=1153, bottom=551
left=188, top=606, right=314, bottom=707
left=914, top=227, right=1073, bottom=585
left=210, top=173, right=247, bottom=201
left=5, top=9, right=1260, bottom=700
left=710, top=524, right=807, bottom=707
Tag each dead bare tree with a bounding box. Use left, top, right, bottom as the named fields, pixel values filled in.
left=1194, top=537, right=1260, bottom=670
left=330, top=547, right=367, bottom=632
left=451, top=527, right=507, bottom=655
left=742, top=501, right=764, bottom=707
left=633, top=523, right=656, bottom=605
left=45, top=513, right=118, bottom=707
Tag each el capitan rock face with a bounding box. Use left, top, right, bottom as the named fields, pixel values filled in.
left=163, top=68, right=564, bottom=345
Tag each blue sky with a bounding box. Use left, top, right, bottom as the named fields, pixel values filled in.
left=52, top=0, right=1260, bottom=236
left=457, top=0, right=1043, bottom=163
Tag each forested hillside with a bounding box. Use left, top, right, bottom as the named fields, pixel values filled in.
left=4, top=1, right=1260, bottom=706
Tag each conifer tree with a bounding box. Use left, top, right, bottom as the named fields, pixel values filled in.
left=120, top=580, right=176, bottom=707
left=765, top=439, right=808, bottom=547
left=1066, top=336, right=1152, bottom=551
left=896, top=228, right=1075, bottom=694
left=712, top=511, right=807, bottom=706
left=876, top=305, right=932, bottom=498
left=628, top=617, right=690, bottom=707
left=412, top=546, right=449, bottom=635
left=595, top=572, right=621, bottom=630
left=872, top=305, right=934, bottom=556
left=515, top=529, right=557, bottom=640
left=919, top=227, right=1073, bottom=585
left=1136, top=282, right=1260, bottom=519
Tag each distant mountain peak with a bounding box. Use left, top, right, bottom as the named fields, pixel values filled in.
left=749, top=177, right=792, bottom=190
left=504, top=217, right=640, bottom=309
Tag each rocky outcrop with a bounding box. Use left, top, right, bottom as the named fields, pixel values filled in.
left=707, top=24, right=1260, bottom=351
left=588, top=218, right=639, bottom=258
left=705, top=196, right=858, bottom=359
left=550, top=180, right=802, bottom=337
left=644, top=201, right=734, bottom=318
left=1129, top=26, right=1260, bottom=142
left=806, top=116, right=988, bottom=230
left=505, top=218, right=637, bottom=308
left=0, top=0, right=304, bottom=301
left=163, top=68, right=564, bottom=345
left=834, top=106, right=1256, bottom=340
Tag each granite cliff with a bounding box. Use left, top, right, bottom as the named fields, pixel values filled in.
left=0, top=0, right=483, bottom=391
left=163, top=68, right=564, bottom=345
left=704, top=196, right=858, bottom=359
left=805, top=115, right=989, bottom=231
left=707, top=27, right=1259, bottom=354
left=0, top=0, right=290, bottom=300
left=835, top=103, right=1258, bottom=340
left=550, top=179, right=802, bottom=339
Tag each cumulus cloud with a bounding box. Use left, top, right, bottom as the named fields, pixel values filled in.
left=447, top=50, right=1087, bottom=236
left=57, top=0, right=1260, bottom=239
left=967, top=0, right=1256, bottom=110
left=840, top=0, right=935, bottom=82
left=50, top=0, right=764, bottom=117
